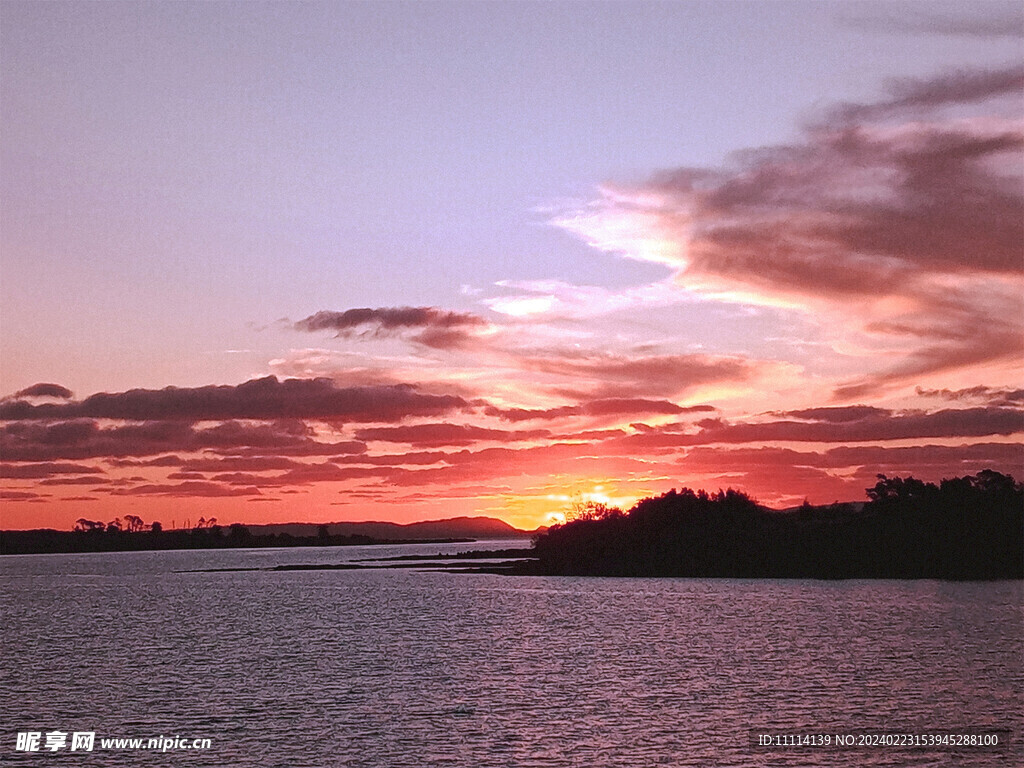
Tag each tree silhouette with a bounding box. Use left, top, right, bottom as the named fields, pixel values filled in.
left=526, top=471, right=1023, bottom=579
left=123, top=515, right=145, bottom=533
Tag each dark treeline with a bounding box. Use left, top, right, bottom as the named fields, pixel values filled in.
left=0, top=518, right=458, bottom=555
left=523, top=470, right=1023, bottom=579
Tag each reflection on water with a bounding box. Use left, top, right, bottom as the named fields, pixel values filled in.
left=1, top=542, right=1021, bottom=766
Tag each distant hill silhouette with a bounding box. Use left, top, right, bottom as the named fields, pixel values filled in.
left=0, top=515, right=531, bottom=555
left=520, top=470, right=1023, bottom=580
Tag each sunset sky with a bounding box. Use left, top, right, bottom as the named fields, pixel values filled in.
left=2, top=1, right=1022, bottom=531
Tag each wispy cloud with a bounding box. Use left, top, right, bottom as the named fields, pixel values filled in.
left=483, top=279, right=683, bottom=320
left=830, top=66, right=1024, bottom=121
left=841, top=5, right=1024, bottom=40
left=915, top=385, right=1024, bottom=405
left=294, top=306, right=489, bottom=350
left=555, top=66, right=1024, bottom=399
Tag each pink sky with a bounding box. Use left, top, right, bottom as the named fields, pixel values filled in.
left=2, top=3, right=1022, bottom=530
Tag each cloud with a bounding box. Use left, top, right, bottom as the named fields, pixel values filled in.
left=330, top=450, right=449, bottom=467
left=0, top=490, right=51, bottom=501
left=514, top=351, right=758, bottom=398
left=211, top=463, right=399, bottom=487
left=821, top=441, right=1024, bottom=471
left=6, top=383, right=74, bottom=400
left=831, top=66, right=1024, bottom=121
left=614, top=406, right=1024, bottom=448
left=550, top=428, right=629, bottom=442
left=378, top=443, right=655, bottom=488
left=294, top=307, right=488, bottom=350
left=0, top=462, right=104, bottom=479
left=107, top=455, right=185, bottom=468
left=199, top=439, right=660, bottom=491
left=680, top=441, right=1023, bottom=473
left=485, top=398, right=709, bottom=422
left=842, top=6, right=1024, bottom=39
left=556, top=66, right=1024, bottom=398
left=354, top=423, right=551, bottom=447
left=177, top=456, right=307, bottom=473
left=209, top=438, right=367, bottom=458
left=645, top=115, right=1022, bottom=283
left=483, top=279, right=682, bottom=319
left=780, top=406, right=890, bottom=423
left=267, top=349, right=405, bottom=386
left=38, top=476, right=112, bottom=486
left=0, top=420, right=193, bottom=461
left=110, top=481, right=263, bottom=498
left=831, top=301, right=1022, bottom=400
left=0, top=376, right=472, bottom=423
left=0, top=418, right=366, bottom=461
left=915, top=385, right=1024, bottom=406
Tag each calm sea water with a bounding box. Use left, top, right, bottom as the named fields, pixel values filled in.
left=1, top=541, right=1020, bottom=767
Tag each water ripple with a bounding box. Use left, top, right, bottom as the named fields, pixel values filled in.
left=1, top=548, right=1020, bottom=767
